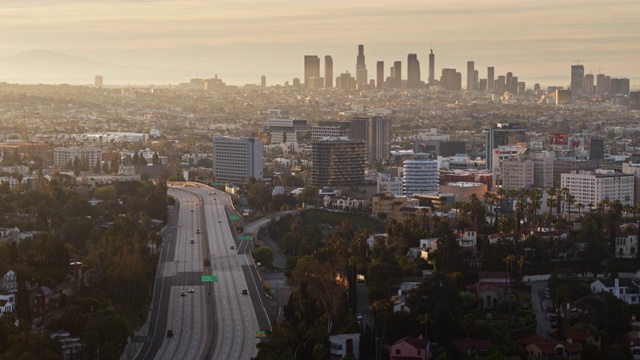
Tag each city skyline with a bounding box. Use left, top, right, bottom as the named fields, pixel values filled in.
left=0, top=0, right=639, bottom=87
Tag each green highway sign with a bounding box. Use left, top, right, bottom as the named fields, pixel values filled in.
left=229, top=215, right=240, bottom=221
left=238, top=235, right=253, bottom=241
left=201, top=275, right=218, bottom=282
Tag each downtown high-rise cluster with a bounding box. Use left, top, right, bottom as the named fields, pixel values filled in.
left=302, top=45, right=632, bottom=97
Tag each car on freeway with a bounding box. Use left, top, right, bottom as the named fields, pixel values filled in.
left=230, top=245, right=235, bottom=250
left=190, top=209, right=194, bottom=212
left=177, top=224, right=181, bottom=227
left=189, top=287, right=195, bottom=293
left=180, top=291, right=186, bottom=297
left=195, top=202, right=198, bottom=205
left=196, top=229, right=200, bottom=234
left=190, top=239, right=195, bottom=244
left=167, top=330, right=174, bottom=337
left=242, top=289, right=248, bottom=295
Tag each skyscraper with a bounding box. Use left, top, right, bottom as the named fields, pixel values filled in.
left=487, top=67, right=494, bottom=92
left=407, top=53, right=421, bottom=89
left=596, top=73, right=606, bottom=96
left=356, top=45, right=368, bottom=86
left=505, top=72, right=513, bottom=93
left=393, top=61, right=402, bottom=88
left=589, top=138, right=605, bottom=160
left=570, top=65, right=585, bottom=96
left=261, top=75, right=266, bottom=88
left=376, top=61, right=384, bottom=90
left=466, top=61, right=475, bottom=91
left=484, top=123, right=527, bottom=170
left=350, top=117, right=391, bottom=163
left=212, top=137, right=264, bottom=182
left=428, top=48, right=435, bottom=85
left=304, top=55, right=320, bottom=88
left=94, top=75, right=103, bottom=88
left=311, top=138, right=365, bottom=187
left=325, top=56, right=333, bottom=88
left=440, top=68, right=461, bottom=91
left=584, top=73, right=594, bottom=95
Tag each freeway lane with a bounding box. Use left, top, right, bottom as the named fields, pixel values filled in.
left=131, top=182, right=265, bottom=360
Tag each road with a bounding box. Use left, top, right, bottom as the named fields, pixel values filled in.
left=130, top=182, right=264, bottom=360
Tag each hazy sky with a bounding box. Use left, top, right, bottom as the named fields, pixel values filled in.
left=1, top=0, right=639, bottom=86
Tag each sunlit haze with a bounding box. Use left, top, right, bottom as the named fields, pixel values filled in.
left=1, top=0, right=638, bottom=87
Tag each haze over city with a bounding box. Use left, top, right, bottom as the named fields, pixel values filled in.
left=1, top=0, right=639, bottom=86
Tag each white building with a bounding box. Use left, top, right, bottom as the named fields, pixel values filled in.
left=560, top=169, right=634, bottom=210
left=377, top=173, right=403, bottom=196
left=403, top=154, right=439, bottom=197
left=267, top=118, right=310, bottom=145
left=329, top=333, right=360, bottom=360
left=54, top=146, right=102, bottom=168
left=212, top=137, right=264, bottom=183
left=591, top=278, right=640, bottom=305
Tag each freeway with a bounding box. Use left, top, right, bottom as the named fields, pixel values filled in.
left=131, top=182, right=266, bottom=360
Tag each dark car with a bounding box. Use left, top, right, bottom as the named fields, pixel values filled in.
left=230, top=245, right=235, bottom=250
left=167, top=330, right=174, bottom=337
left=180, top=291, right=186, bottom=297
left=196, top=229, right=201, bottom=234
left=242, top=289, right=248, bottom=295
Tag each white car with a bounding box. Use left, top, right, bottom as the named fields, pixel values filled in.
left=188, top=287, right=195, bottom=293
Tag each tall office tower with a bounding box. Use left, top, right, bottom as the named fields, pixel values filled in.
left=605, top=76, right=612, bottom=94
left=356, top=44, right=368, bottom=86
left=584, top=74, right=594, bottom=95
left=376, top=61, right=384, bottom=89
left=487, top=67, right=494, bottom=91
left=402, top=154, right=439, bottom=197
left=474, top=70, right=479, bottom=90
left=94, top=75, right=103, bottom=88
left=484, top=123, right=527, bottom=170
left=589, top=138, right=605, bottom=160
left=311, top=138, right=365, bottom=187
left=629, top=92, right=640, bottom=110
left=570, top=65, right=585, bottom=96
left=510, top=76, right=519, bottom=94
left=497, top=75, right=506, bottom=92
left=324, top=56, right=333, bottom=88
left=596, top=74, right=606, bottom=96
left=440, top=68, right=462, bottom=91
left=611, top=78, right=631, bottom=95
left=407, top=54, right=421, bottom=88
left=261, top=75, right=266, bottom=88
left=428, top=48, right=435, bottom=85
left=212, top=137, right=264, bottom=183
left=466, top=61, right=475, bottom=90
left=505, top=72, right=513, bottom=92
left=292, top=78, right=301, bottom=88
left=533, top=83, right=541, bottom=95
left=393, top=61, right=402, bottom=88
left=338, top=72, right=355, bottom=90
left=350, top=117, right=391, bottom=163
left=304, top=55, right=320, bottom=88
left=517, top=82, right=526, bottom=94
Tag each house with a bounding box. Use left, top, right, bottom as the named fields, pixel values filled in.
left=591, top=278, right=640, bottom=305
left=391, top=290, right=411, bottom=313
left=613, top=231, right=639, bottom=258
left=0, top=227, right=20, bottom=243
left=518, top=335, right=579, bottom=358
left=452, top=338, right=492, bottom=358
left=549, top=328, right=601, bottom=349
left=0, top=299, right=12, bottom=315
left=329, top=333, right=360, bottom=360
left=630, top=338, right=640, bottom=360
left=389, top=336, right=430, bottom=360
left=455, top=228, right=477, bottom=253
left=29, top=286, right=64, bottom=324
left=1, top=270, right=17, bottom=293
left=400, top=277, right=423, bottom=293
left=465, top=272, right=512, bottom=310
left=419, top=238, right=438, bottom=261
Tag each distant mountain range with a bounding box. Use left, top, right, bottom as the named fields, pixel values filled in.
left=0, top=50, right=198, bottom=85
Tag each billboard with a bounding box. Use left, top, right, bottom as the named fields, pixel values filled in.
left=549, top=132, right=568, bottom=145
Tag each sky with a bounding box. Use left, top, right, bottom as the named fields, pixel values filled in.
left=0, top=0, right=639, bottom=87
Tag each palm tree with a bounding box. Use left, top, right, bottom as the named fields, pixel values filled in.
left=546, top=187, right=558, bottom=221
left=576, top=203, right=585, bottom=219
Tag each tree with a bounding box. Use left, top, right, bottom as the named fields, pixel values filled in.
left=94, top=185, right=117, bottom=201
left=254, top=246, right=274, bottom=269
left=432, top=217, right=463, bottom=273
left=410, top=273, right=461, bottom=345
